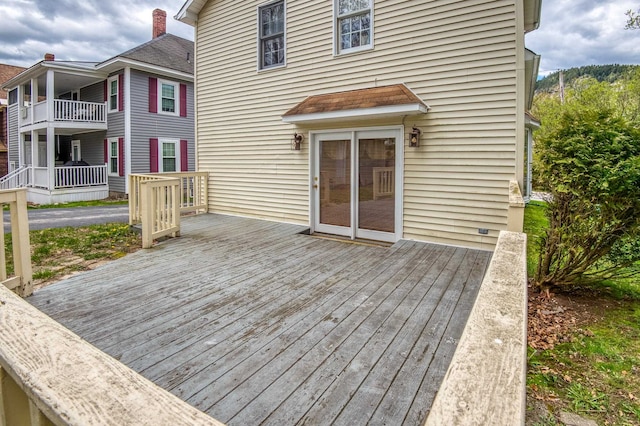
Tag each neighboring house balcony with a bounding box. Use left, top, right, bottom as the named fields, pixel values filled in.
left=20, top=98, right=107, bottom=133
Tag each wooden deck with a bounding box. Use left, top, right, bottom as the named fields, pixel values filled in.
left=28, top=214, right=491, bottom=425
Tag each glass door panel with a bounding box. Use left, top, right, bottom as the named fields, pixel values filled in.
left=358, top=138, right=395, bottom=234
left=319, top=139, right=351, bottom=230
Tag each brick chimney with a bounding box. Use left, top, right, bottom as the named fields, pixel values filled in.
left=152, top=9, right=167, bottom=39
left=44, top=53, right=55, bottom=61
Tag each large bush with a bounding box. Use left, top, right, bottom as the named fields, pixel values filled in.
left=534, top=108, right=640, bottom=291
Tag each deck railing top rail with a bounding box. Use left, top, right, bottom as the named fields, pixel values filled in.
left=0, top=283, right=226, bottom=426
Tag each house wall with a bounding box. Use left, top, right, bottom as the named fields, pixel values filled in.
left=105, top=73, right=126, bottom=193
left=194, top=0, right=522, bottom=249
left=129, top=69, right=195, bottom=174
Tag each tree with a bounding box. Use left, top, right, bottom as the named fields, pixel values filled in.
left=533, top=107, right=640, bottom=292
left=625, top=9, right=640, bottom=29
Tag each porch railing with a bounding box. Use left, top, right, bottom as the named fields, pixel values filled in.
left=0, top=166, right=30, bottom=190
left=55, top=164, right=108, bottom=188
left=129, top=173, right=208, bottom=249
left=21, top=99, right=107, bottom=125
left=54, top=99, right=107, bottom=123
left=0, top=189, right=33, bottom=297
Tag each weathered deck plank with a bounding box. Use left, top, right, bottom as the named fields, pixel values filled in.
left=28, top=214, right=491, bottom=426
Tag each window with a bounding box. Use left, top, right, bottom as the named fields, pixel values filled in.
left=335, top=0, right=372, bottom=54
left=258, top=0, right=285, bottom=69
left=161, top=140, right=177, bottom=172
left=159, top=80, right=179, bottom=115
left=8, top=88, right=17, bottom=105
left=108, top=76, right=119, bottom=112
left=108, top=138, right=119, bottom=175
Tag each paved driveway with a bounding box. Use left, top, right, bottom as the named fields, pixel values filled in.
left=3, top=204, right=129, bottom=233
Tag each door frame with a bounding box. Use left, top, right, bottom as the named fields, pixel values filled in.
left=309, top=125, right=404, bottom=242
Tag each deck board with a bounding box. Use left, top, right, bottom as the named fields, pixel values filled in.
left=28, top=214, right=491, bottom=426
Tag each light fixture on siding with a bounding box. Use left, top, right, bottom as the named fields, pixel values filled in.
left=292, top=132, right=304, bottom=150
left=409, top=126, right=421, bottom=147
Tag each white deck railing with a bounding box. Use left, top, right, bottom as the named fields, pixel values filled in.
left=0, top=166, right=30, bottom=190
left=129, top=172, right=208, bottom=248
left=372, top=167, right=394, bottom=200
left=55, top=164, right=108, bottom=188
left=54, top=99, right=107, bottom=123
left=1, top=165, right=108, bottom=191
left=21, top=99, right=107, bottom=126
left=0, top=189, right=33, bottom=298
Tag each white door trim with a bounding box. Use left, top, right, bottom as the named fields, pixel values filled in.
left=310, top=125, right=404, bottom=242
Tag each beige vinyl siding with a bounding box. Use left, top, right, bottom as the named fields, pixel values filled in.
left=195, top=0, right=521, bottom=248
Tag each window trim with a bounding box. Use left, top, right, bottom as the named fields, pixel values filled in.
left=333, top=0, right=374, bottom=56
left=107, top=76, right=119, bottom=112
left=257, top=0, right=287, bottom=71
left=158, top=138, right=181, bottom=172
left=107, top=137, right=119, bottom=176
left=158, top=79, right=180, bottom=116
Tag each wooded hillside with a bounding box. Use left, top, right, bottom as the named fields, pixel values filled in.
left=536, top=64, right=640, bottom=92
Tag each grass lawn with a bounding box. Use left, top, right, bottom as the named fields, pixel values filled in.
left=524, top=201, right=640, bottom=425
left=4, top=223, right=140, bottom=287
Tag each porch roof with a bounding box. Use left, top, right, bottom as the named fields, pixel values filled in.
left=282, top=83, right=430, bottom=124
left=29, top=213, right=491, bottom=425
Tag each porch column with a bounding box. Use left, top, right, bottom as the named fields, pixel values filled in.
left=46, top=69, right=55, bottom=122
left=30, top=78, right=37, bottom=123
left=47, top=126, right=55, bottom=191
left=17, top=88, right=24, bottom=166
left=30, top=130, right=37, bottom=185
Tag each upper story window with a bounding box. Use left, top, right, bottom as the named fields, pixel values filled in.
left=8, top=88, right=18, bottom=105
left=108, top=76, right=119, bottom=112
left=335, top=0, right=373, bottom=54
left=159, top=80, right=179, bottom=115
left=258, top=0, right=286, bottom=70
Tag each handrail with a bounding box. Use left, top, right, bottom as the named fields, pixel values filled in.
left=0, top=284, right=226, bottom=425
left=425, top=231, right=528, bottom=425
left=0, top=166, right=30, bottom=190
left=0, top=188, right=33, bottom=297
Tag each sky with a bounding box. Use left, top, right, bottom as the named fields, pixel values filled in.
left=0, top=0, right=639, bottom=77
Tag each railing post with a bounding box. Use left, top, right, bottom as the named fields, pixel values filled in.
left=141, top=181, right=154, bottom=249
left=9, top=189, right=33, bottom=297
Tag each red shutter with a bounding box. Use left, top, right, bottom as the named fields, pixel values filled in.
left=150, top=138, right=159, bottom=172
left=180, top=139, right=188, bottom=171
left=180, top=84, right=187, bottom=117
left=149, top=77, right=158, bottom=113
left=103, top=80, right=108, bottom=102
left=104, top=139, right=108, bottom=163
left=118, top=137, right=124, bottom=176
left=118, top=74, right=124, bottom=111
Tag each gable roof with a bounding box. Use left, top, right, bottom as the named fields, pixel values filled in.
left=0, top=64, right=26, bottom=101
left=100, top=33, right=194, bottom=75
left=282, top=84, right=429, bottom=123
left=176, top=0, right=208, bottom=26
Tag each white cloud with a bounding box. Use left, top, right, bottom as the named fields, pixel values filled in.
left=0, top=0, right=193, bottom=67
left=527, top=0, right=640, bottom=76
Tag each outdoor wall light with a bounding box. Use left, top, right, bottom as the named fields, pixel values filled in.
left=409, top=126, right=421, bottom=147
left=292, top=133, right=304, bottom=150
